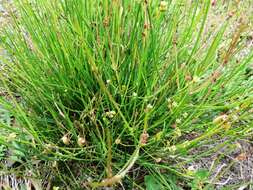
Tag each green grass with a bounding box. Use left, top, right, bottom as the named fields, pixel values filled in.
left=0, top=0, right=252, bottom=189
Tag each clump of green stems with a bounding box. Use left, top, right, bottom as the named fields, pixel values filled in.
left=0, top=0, right=252, bottom=189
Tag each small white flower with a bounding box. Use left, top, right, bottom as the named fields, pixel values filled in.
left=232, top=114, right=239, bottom=121
left=147, top=104, right=153, bottom=109
left=45, top=144, right=54, bottom=150
left=235, top=142, right=242, bottom=149
left=168, top=145, right=177, bottom=152
left=8, top=133, right=17, bottom=139
left=183, top=112, right=188, bottom=118
left=182, top=140, right=190, bottom=148
left=159, top=1, right=168, bottom=12
left=52, top=161, right=58, bottom=168
left=106, top=110, right=116, bottom=118
left=132, top=92, right=138, bottom=97
left=110, top=110, right=116, bottom=115
left=172, top=101, right=178, bottom=107
left=167, top=98, right=172, bottom=103
left=187, top=165, right=196, bottom=171
left=145, top=104, right=153, bottom=112
left=192, top=76, right=200, bottom=83
left=176, top=119, right=181, bottom=124
left=235, top=106, right=240, bottom=110
left=155, top=157, right=162, bottom=163
left=106, top=79, right=111, bottom=84
left=174, top=128, right=182, bottom=137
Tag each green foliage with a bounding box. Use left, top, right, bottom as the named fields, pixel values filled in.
left=144, top=172, right=182, bottom=190
left=145, top=175, right=162, bottom=190
left=190, top=169, right=209, bottom=190
left=0, top=0, right=252, bottom=189
left=0, top=145, right=6, bottom=161
left=0, top=106, right=10, bottom=125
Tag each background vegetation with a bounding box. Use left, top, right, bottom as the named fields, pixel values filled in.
left=0, top=0, right=252, bottom=189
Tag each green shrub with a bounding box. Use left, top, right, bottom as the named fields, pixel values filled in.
left=0, top=0, right=252, bottom=189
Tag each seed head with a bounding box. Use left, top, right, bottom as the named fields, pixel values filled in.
left=159, top=1, right=168, bottom=12
left=155, top=157, right=162, bottom=163
left=187, top=165, right=196, bottom=171
left=145, top=104, right=153, bottom=112
left=7, top=133, right=17, bottom=142
left=228, top=11, right=234, bottom=18
left=176, top=119, right=181, bottom=124
left=147, top=104, right=153, bottom=109
left=155, top=131, right=163, bottom=141
left=183, top=112, right=188, bottom=118
left=167, top=145, right=177, bottom=152
left=213, top=114, right=228, bottom=124
left=174, top=128, right=182, bottom=137
left=171, top=123, right=177, bottom=128
left=235, top=106, right=240, bottom=110
left=106, top=110, right=116, bottom=118
left=140, top=131, right=149, bottom=145
left=53, top=187, right=60, bottom=190
left=167, top=98, right=172, bottom=103
left=172, top=101, right=178, bottom=107
left=185, top=75, right=192, bottom=81
left=52, top=161, right=58, bottom=168
left=144, top=23, right=150, bottom=29
left=223, top=122, right=231, bottom=130
left=77, top=136, right=86, bottom=147
left=61, top=135, right=70, bottom=145
left=115, top=138, right=121, bottom=144
left=103, top=17, right=109, bottom=27
left=132, top=92, right=138, bottom=97
left=45, top=143, right=54, bottom=150
left=232, top=114, right=239, bottom=121
left=192, top=76, right=200, bottom=83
